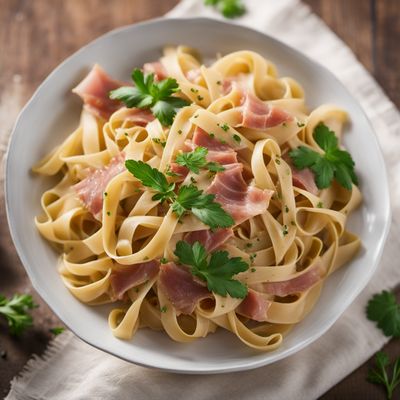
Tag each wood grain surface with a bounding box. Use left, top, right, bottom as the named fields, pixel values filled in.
left=0, top=0, right=398, bottom=398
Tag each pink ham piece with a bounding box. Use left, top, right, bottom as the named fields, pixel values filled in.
left=72, top=65, right=125, bottom=120
left=184, top=228, right=233, bottom=252
left=74, top=153, right=125, bottom=218
left=110, top=260, right=160, bottom=300
left=236, top=289, right=272, bottom=322
left=260, top=263, right=323, bottom=297
left=192, top=127, right=232, bottom=152
left=242, top=93, right=292, bottom=130
left=158, top=262, right=211, bottom=314
left=283, top=155, right=318, bottom=195
left=207, top=163, right=273, bottom=224
left=143, top=61, right=168, bottom=81
left=123, top=108, right=155, bottom=127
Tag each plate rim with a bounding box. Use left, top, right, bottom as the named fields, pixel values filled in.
left=4, top=16, right=392, bottom=374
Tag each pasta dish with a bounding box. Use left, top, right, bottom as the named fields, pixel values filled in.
left=33, top=46, right=361, bottom=351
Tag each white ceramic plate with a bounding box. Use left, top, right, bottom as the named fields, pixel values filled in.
left=5, top=17, right=391, bottom=374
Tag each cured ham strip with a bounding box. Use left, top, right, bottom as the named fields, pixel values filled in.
left=143, top=61, right=168, bottom=81
left=284, top=155, right=318, bottom=195
left=123, top=108, right=155, bottom=127
left=72, top=65, right=125, bottom=120
left=74, top=153, right=125, bottom=218
left=110, top=260, right=160, bottom=300
left=192, top=127, right=232, bottom=152
left=236, top=289, right=271, bottom=322
left=184, top=228, right=233, bottom=252
left=207, top=163, right=273, bottom=224
left=261, top=263, right=322, bottom=297
left=158, top=262, right=211, bottom=314
left=242, top=93, right=292, bottom=130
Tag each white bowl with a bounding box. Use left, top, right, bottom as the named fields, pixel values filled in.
left=5, top=17, right=391, bottom=373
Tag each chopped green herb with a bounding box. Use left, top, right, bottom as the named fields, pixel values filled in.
left=297, top=122, right=305, bottom=128
left=190, top=88, right=199, bottom=93
left=275, top=157, right=281, bottom=165
left=160, top=306, right=167, bottom=313
left=282, top=122, right=287, bottom=127
left=160, top=257, right=168, bottom=264
left=251, top=267, right=256, bottom=272
left=367, top=352, right=400, bottom=399
left=245, top=243, right=253, bottom=248
left=232, top=134, right=241, bottom=143
left=109, top=69, right=190, bottom=126
left=178, top=129, right=183, bottom=135
left=209, top=132, right=215, bottom=138
left=194, top=114, right=199, bottom=119
left=190, top=176, right=197, bottom=184
left=219, top=123, right=230, bottom=132
left=216, top=80, right=222, bottom=85
left=152, top=138, right=166, bottom=148
left=50, top=327, right=65, bottom=336
left=174, top=241, right=248, bottom=298
left=291, top=220, right=296, bottom=226
left=124, top=132, right=129, bottom=137
left=197, top=95, right=204, bottom=101
left=0, top=294, right=37, bottom=336
left=107, top=211, right=111, bottom=216
left=317, top=201, right=324, bottom=208
left=284, top=205, right=289, bottom=213
left=282, top=225, right=289, bottom=236
left=249, top=254, right=257, bottom=262
left=289, top=123, right=358, bottom=190
left=104, top=192, right=108, bottom=197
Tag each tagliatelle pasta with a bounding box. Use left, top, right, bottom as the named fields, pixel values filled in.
left=33, top=46, right=362, bottom=351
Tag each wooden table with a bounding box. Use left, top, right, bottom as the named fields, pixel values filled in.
left=0, top=1, right=398, bottom=398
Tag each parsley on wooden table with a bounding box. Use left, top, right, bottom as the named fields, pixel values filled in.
left=204, top=0, right=246, bottom=18
left=289, top=123, right=358, bottom=190
left=174, top=240, right=248, bottom=298
left=368, top=352, right=400, bottom=400
left=0, top=294, right=37, bottom=336
left=125, top=160, right=234, bottom=229
left=109, top=69, right=190, bottom=126
left=175, top=146, right=225, bottom=174
left=367, top=290, right=400, bottom=337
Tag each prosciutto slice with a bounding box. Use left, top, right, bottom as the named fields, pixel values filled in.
left=110, top=260, right=160, bottom=300
left=184, top=228, right=233, bottom=252
left=72, top=65, right=125, bottom=120
left=143, top=61, right=168, bottom=81
left=123, top=108, right=155, bottom=127
left=236, top=289, right=272, bottom=322
left=260, top=263, right=322, bottom=297
left=74, top=153, right=125, bottom=218
left=242, top=93, right=292, bottom=130
left=158, top=262, right=210, bottom=314
left=283, top=155, right=318, bottom=195
left=207, top=163, right=273, bottom=224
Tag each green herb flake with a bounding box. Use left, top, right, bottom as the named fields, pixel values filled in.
left=284, top=205, right=289, bottom=213
left=232, top=134, right=241, bottom=143
left=160, top=306, right=168, bottom=313
left=197, top=95, right=204, bottom=101
left=282, top=225, right=289, bottom=236
left=107, top=211, right=111, bottom=216
left=160, top=257, right=168, bottom=264
left=317, top=201, right=324, bottom=208
left=297, top=122, right=305, bottom=128
left=219, top=123, right=230, bottom=132
left=251, top=267, right=256, bottom=272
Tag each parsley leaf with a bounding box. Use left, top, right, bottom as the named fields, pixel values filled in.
left=175, top=147, right=225, bottom=174
left=367, top=351, right=400, bottom=399
left=366, top=290, right=400, bottom=337
left=174, top=241, right=248, bottom=298
left=50, top=327, right=65, bottom=335
left=204, top=0, right=246, bottom=18
left=289, top=123, right=358, bottom=190
left=0, top=294, right=37, bottom=336
left=172, top=184, right=234, bottom=229
left=109, top=68, right=190, bottom=126
left=125, top=160, right=175, bottom=202
left=125, top=161, right=234, bottom=229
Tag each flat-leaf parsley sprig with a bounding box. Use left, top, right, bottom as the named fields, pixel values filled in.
left=367, top=352, right=400, bottom=400
left=289, top=123, right=358, bottom=190
left=175, top=146, right=225, bottom=174
left=109, top=69, right=190, bottom=126
left=125, top=160, right=234, bottom=229
left=0, top=294, right=37, bottom=336
left=204, top=0, right=246, bottom=19
left=174, top=240, right=249, bottom=298
left=366, top=290, right=400, bottom=338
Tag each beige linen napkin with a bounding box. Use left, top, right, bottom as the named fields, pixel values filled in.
left=6, top=1, right=400, bottom=399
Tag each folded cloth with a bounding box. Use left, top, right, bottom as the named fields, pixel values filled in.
left=6, top=1, right=400, bottom=399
